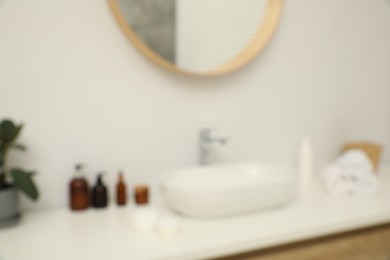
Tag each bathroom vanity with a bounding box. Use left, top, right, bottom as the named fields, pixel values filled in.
left=1, top=166, right=390, bottom=260
left=218, top=223, right=390, bottom=259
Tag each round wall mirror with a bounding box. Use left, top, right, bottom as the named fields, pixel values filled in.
left=108, top=0, right=283, bottom=76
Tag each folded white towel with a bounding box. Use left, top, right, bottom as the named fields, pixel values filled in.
left=321, top=149, right=381, bottom=197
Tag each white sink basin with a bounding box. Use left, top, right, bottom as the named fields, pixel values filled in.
left=161, top=163, right=297, bottom=218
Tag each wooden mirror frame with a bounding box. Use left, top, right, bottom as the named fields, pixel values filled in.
left=107, top=0, right=283, bottom=76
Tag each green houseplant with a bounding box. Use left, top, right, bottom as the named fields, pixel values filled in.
left=0, top=119, right=39, bottom=227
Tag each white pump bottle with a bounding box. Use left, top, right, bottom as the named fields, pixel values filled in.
left=299, top=137, right=313, bottom=181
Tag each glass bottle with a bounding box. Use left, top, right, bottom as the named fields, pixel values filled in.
left=116, top=171, right=127, bottom=206
left=134, top=185, right=149, bottom=205
left=69, top=164, right=89, bottom=211
left=92, top=173, right=108, bottom=208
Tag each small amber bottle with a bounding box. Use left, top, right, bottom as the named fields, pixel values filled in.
left=116, top=171, right=127, bottom=206
left=134, top=185, right=149, bottom=205
left=69, top=164, right=89, bottom=211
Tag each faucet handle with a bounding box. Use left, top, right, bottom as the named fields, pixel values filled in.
left=200, top=127, right=223, bottom=135
left=199, top=127, right=228, bottom=165
left=200, top=127, right=212, bottom=136
left=200, top=127, right=228, bottom=144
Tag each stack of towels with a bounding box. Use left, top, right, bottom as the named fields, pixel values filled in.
left=321, top=149, right=381, bottom=196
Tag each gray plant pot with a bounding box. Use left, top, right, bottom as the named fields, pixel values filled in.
left=0, top=186, right=21, bottom=228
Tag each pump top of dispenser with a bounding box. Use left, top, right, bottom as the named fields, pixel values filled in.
left=96, top=172, right=105, bottom=184
left=75, top=163, right=83, bottom=171
left=73, top=163, right=86, bottom=178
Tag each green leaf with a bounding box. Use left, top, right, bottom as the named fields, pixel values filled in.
left=0, top=120, right=16, bottom=142
left=10, top=168, right=39, bottom=201
left=11, top=124, right=23, bottom=143
left=0, top=144, right=4, bottom=166
left=0, top=120, right=23, bottom=143
left=11, top=143, right=26, bottom=151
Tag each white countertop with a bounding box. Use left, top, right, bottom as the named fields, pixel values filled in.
left=1, top=166, right=390, bottom=260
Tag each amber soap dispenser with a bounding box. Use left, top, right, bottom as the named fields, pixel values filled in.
left=92, top=173, right=108, bottom=208
left=69, top=164, right=89, bottom=211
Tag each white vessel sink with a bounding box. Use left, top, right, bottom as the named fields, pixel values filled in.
left=161, top=163, right=297, bottom=218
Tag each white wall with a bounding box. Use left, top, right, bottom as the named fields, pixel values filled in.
left=0, top=0, right=389, bottom=210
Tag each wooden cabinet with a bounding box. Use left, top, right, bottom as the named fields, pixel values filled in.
left=216, top=224, right=390, bottom=260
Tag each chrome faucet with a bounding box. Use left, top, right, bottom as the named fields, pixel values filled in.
left=199, top=128, right=228, bottom=165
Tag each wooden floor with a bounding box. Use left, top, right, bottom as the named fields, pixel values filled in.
left=215, top=224, right=390, bottom=260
